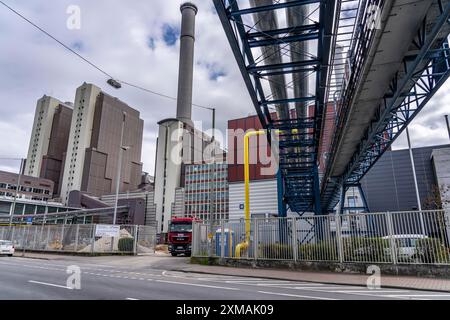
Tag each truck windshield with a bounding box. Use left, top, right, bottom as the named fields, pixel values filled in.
left=170, top=223, right=192, bottom=232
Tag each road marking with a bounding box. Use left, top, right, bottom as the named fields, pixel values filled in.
left=28, top=280, right=73, bottom=290
left=156, top=279, right=239, bottom=291
left=126, top=298, right=139, bottom=300
left=328, top=290, right=408, bottom=294
left=257, top=290, right=338, bottom=300
left=386, top=294, right=450, bottom=298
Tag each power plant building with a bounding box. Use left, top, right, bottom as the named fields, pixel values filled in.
left=60, top=83, right=144, bottom=203
left=25, top=95, right=73, bottom=196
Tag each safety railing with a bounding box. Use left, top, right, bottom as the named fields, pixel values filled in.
left=192, top=210, right=450, bottom=265
left=0, top=224, right=157, bottom=255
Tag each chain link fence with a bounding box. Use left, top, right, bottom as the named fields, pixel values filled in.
left=0, top=224, right=157, bottom=255
left=193, top=210, right=450, bottom=265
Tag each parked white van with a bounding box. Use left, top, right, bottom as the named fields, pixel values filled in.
left=382, top=234, right=428, bottom=262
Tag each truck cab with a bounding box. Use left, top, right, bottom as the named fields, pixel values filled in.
left=168, top=217, right=199, bottom=256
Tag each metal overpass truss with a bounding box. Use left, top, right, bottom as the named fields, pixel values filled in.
left=214, top=0, right=338, bottom=215
left=323, top=0, right=450, bottom=211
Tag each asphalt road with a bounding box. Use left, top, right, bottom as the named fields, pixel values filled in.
left=0, top=256, right=449, bottom=300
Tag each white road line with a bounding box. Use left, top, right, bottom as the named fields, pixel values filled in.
left=328, top=290, right=409, bottom=294
left=156, top=279, right=239, bottom=291
left=257, top=290, right=338, bottom=300
left=262, top=283, right=324, bottom=286
left=126, top=298, right=139, bottom=300
left=28, top=280, right=73, bottom=290
left=387, top=294, right=450, bottom=298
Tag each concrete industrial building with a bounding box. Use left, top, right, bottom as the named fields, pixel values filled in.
left=154, top=3, right=224, bottom=233
left=25, top=95, right=73, bottom=196
left=0, top=170, right=54, bottom=202
left=154, top=119, right=220, bottom=232
left=100, top=191, right=157, bottom=227
left=60, top=83, right=144, bottom=203
left=0, top=196, right=80, bottom=222
left=184, top=162, right=229, bottom=221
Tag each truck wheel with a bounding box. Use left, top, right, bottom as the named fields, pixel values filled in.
left=186, top=252, right=191, bottom=257
left=171, top=252, right=178, bottom=257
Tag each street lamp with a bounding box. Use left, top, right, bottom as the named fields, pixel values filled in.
left=406, top=127, right=425, bottom=235
left=8, top=158, right=25, bottom=226
left=113, top=112, right=129, bottom=225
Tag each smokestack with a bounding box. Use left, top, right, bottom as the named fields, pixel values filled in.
left=176, top=2, right=198, bottom=124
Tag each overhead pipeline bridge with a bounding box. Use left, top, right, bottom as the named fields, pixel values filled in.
left=321, top=0, right=450, bottom=212
left=214, top=0, right=450, bottom=215
left=214, top=0, right=338, bottom=215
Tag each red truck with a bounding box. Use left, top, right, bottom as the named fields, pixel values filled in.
left=168, top=217, right=199, bottom=256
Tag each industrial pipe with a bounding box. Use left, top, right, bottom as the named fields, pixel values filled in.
left=235, top=129, right=293, bottom=257
left=235, top=130, right=266, bottom=257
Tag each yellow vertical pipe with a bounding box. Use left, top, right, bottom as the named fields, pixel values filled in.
left=244, top=130, right=266, bottom=243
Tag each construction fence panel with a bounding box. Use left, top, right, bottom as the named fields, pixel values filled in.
left=0, top=224, right=157, bottom=255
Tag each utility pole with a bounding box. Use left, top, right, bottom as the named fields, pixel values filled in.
left=445, top=115, right=450, bottom=140
left=208, top=107, right=216, bottom=258
left=406, top=127, right=425, bottom=234
left=9, top=158, right=25, bottom=226
left=113, top=112, right=127, bottom=225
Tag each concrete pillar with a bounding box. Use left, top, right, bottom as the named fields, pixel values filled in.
left=176, top=2, right=198, bottom=124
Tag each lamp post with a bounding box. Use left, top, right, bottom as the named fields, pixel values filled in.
left=406, top=127, right=425, bottom=234
left=206, top=107, right=215, bottom=258
left=445, top=115, right=450, bottom=140
left=9, top=158, right=25, bottom=226
left=113, top=112, right=129, bottom=225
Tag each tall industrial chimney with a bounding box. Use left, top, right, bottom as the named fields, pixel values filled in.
left=176, top=2, right=198, bottom=124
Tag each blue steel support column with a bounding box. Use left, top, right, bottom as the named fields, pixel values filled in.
left=339, top=182, right=346, bottom=215
left=357, top=183, right=369, bottom=212
left=313, top=165, right=321, bottom=215
left=277, top=169, right=287, bottom=217
left=277, top=169, right=288, bottom=244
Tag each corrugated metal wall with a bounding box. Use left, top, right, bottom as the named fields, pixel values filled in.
left=100, top=191, right=157, bottom=227
left=361, top=145, right=450, bottom=212
left=228, top=179, right=278, bottom=220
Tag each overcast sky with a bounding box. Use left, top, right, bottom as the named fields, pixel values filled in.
left=0, top=0, right=449, bottom=175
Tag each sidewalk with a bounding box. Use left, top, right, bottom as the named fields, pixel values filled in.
left=172, top=263, right=450, bottom=292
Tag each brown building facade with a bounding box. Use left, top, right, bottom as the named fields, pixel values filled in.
left=25, top=96, right=73, bottom=196
left=60, top=83, right=144, bottom=203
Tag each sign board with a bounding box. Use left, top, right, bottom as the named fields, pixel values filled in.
left=26, top=217, right=33, bottom=225
left=95, top=224, right=120, bottom=237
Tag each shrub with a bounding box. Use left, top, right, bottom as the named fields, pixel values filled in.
left=416, top=238, right=449, bottom=263
left=258, top=243, right=293, bottom=259
left=342, top=237, right=390, bottom=262
left=118, top=237, right=134, bottom=252
left=298, top=241, right=338, bottom=261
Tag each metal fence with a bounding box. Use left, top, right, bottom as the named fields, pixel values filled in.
left=0, top=224, right=157, bottom=255
left=192, top=210, right=450, bottom=265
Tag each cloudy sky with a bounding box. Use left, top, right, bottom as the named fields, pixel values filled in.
left=0, top=0, right=449, bottom=175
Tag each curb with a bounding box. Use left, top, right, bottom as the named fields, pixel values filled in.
left=169, top=266, right=450, bottom=293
